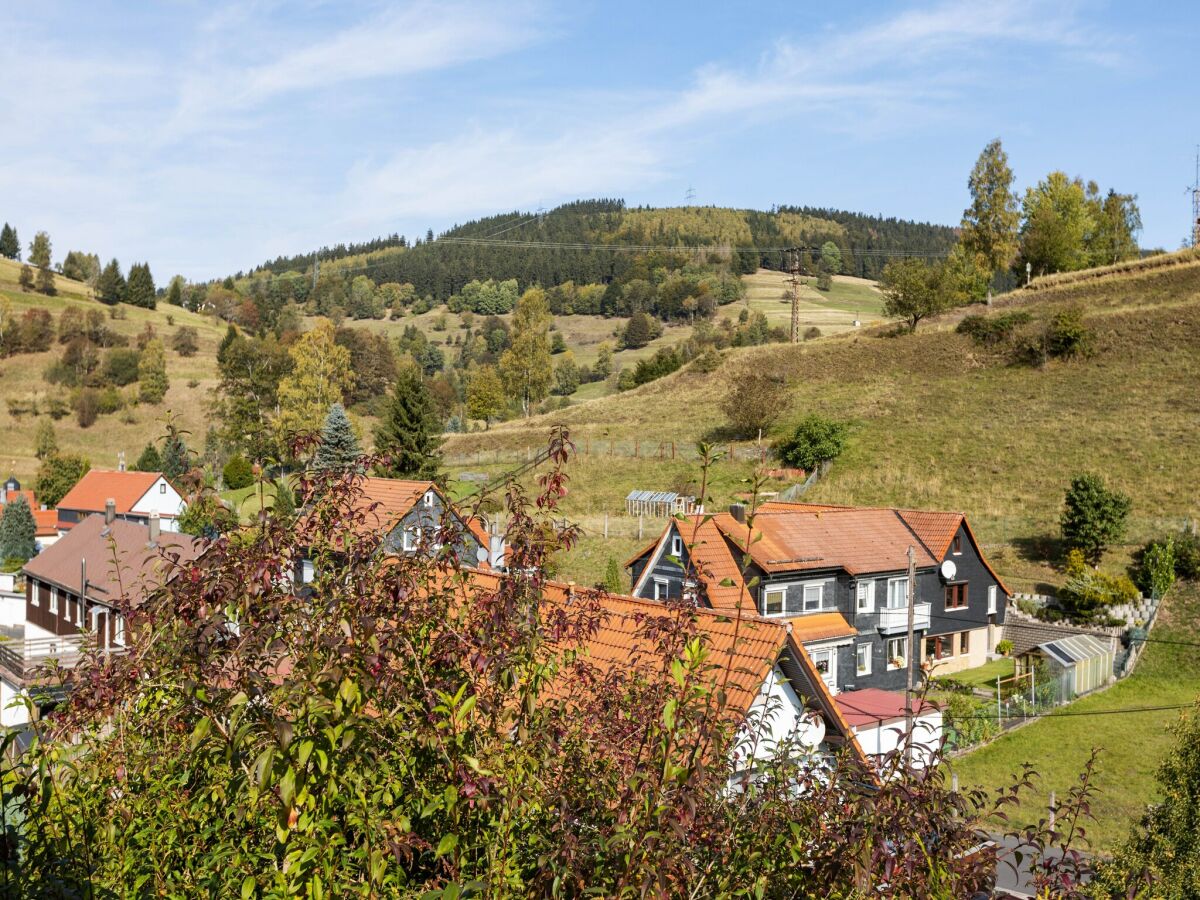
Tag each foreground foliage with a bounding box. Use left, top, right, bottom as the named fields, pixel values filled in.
left=1, top=432, right=1095, bottom=897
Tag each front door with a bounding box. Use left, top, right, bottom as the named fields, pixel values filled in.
left=810, top=647, right=838, bottom=693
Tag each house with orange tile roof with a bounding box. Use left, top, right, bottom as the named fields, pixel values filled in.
left=455, top=568, right=868, bottom=771
left=55, top=469, right=186, bottom=534
left=296, top=477, right=496, bottom=585
left=626, top=500, right=1009, bottom=700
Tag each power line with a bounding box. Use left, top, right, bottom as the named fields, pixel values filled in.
left=947, top=702, right=1194, bottom=721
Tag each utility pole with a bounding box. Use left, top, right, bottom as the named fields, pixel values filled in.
left=312, top=252, right=321, bottom=292
left=787, top=247, right=802, bottom=343
left=1190, top=146, right=1200, bottom=248
left=904, top=544, right=916, bottom=768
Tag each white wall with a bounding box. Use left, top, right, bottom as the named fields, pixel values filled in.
left=0, top=676, right=31, bottom=728
left=0, top=589, right=25, bottom=628
left=132, top=477, right=186, bottom=530
left=853, top=710, right=944, bottom=769
left=738, top=666, right=827, bottom=763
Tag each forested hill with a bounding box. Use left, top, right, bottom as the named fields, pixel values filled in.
left=249, top=200, right=958, bottom=299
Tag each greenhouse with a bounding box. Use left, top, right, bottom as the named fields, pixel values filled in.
left=1034, top=634, right=1115, bottom=700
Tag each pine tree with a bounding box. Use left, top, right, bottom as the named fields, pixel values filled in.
left=161, top=432, right=190, bottom=481
left=272, top=478, right=296, bottom=521
left=126, top=262, right=157, bottom=309
left=138, top=338, right=170, bottom=404
left=134, top=442, right=162, bottom=472
left=97, top=259, right=126, bottom=304
left=312, top=403, right=361, bottom=471
left=602, top=556, right=624, bottom=593
left=216, top=323, right=240, bottom=365
left=165, top=276, right=184, bottom=307
left=35, top=420, right=58, bottom=460
left=0, top=223, right=19, bottom=260
left=0, top=495, right=38, bottom=564
left=373, top=364, right=442, bottom=479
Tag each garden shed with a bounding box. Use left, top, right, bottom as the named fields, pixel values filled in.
left=1034, top=634, right=1114, bottom=700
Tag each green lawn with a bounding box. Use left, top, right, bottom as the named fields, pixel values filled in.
left=951, top=657, right=1015, bottom=690
left=950, top=582, right=1200, bottom=854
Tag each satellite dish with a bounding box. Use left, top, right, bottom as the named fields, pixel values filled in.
left=940, top=559, right=957, bottom=581
left=476, top=547, right=490, bottom=565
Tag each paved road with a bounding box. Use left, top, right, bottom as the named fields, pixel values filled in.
left=991, top=833, right=1091, bottom=897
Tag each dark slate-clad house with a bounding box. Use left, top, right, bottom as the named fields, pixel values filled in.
left=626, top=501, right=1008, bottom=696
left=296, top=478, right=498, bottom=584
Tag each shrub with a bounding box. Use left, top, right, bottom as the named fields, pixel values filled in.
left=74, top=388, right=99, bottom=428
left=721, top=369, right=789, bottom=439
left=97, top=386, right=124, bottom=415
left=776, top=415, right=850, bottom=472
left=222, top=454, right=255, bottom=490
left=803, top=326, right=822, bottom=341
left=995, top=639, right=1014, bottom=656
left=1045, top=307, right=1092, bottom=359
left=102, top=347, right=141, bottom=386
left=172, top=326, right=199, bottom=357
left=690, top=346, right=723, bottom=373
left=1059, top=548, right=1139, bottom=622
left=956, top=310, right=1032, bottom=346
left=1134, top=537, right=1176, bottom=599
left=19, top=308, right=54, bottom=352
left=1061, top=473, right=1131, bottom=565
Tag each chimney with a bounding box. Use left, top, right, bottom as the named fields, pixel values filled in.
left=117, top=451, right=126, bottom=473
left=148, top=512, right=160, bottom=546
left=105, top=498, right=116, bottom=525
left=728, top=503, right=747, bottom=524
left=0, top=485, right=6, bottom=505
left=489, top=534, right=507, bottom=571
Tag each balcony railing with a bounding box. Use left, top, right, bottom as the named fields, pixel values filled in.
left=0, top=635, right=92, bottom=682
left=877, top=602, right=931, bottom=634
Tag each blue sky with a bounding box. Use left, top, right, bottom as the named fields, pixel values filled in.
left=2, top=0, right=1196, bottom=281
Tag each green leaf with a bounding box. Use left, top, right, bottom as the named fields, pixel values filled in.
left=241, top=875, right=256, bottom=899
left=296, top=739, right=314, bottom=769
left=189, top=716, right=212, bottom=751
left=663, top=698, right=677, bottom=731
left=435, top=833, right=458, bottom=858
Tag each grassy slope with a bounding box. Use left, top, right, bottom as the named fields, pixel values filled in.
left=0, top=258, right=226, bottom=482
left=950, top=582, right=1200, bottom=853
left=730, top=270, right=884, bottom=335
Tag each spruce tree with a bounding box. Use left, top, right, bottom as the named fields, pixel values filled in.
left=97, top=259, right=126, bottom=304
left=126, top=262, right=157, bottom=309
left=161, top=432, right=190, bottom=481
left=134, top=442, right=162, bottom=472
left=165, top=277, right=184, bottom=307
left=138, top=338, right=169, bottom=404
left=0, top=223, right=19, bottom=260
left=0, top=495, right=38, bottom=564
left=272, top=477, right=296, bottom=521
left=312, top=403, right=361, bottom=471
left=373, top=365, right=442, bottom=479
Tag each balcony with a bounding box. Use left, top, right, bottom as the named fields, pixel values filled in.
left=877, top=602, right=931, bottom=634
left=0, top=634, right=90, bottom=684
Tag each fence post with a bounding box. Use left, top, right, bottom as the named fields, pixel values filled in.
left=635, top=440, right=639, bottom=458
left=639, top=515, right=643, bottom=540
left=951, top=773, right=959, bottom=794
left=996, top=675, right=1002, bottom=725
left=1049, top=791, right=1056, bottom=829
left=671, top=441, right=675, bottom=460
left=604, top=513, right=609, bottom=539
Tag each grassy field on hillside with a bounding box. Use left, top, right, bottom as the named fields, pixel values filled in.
left=951, top=582, right=1200, bottom=853
left=0, top=258, right=226, bottom=483
left=728, top=270, right=884, bottom=336
left=443, top=251, right=1200, bottom=593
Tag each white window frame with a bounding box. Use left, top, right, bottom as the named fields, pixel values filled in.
left=113, top=613, right=125, bottom=647
left=809, top=647, right=837, bottom=691
left=49, top=586, right=59, bottom=614
left=76, top=595, right=83, bottom=626
left=855, top=580, right=875, bottom=614
left=653, top=578, right=670, bottom=601
left=423, top=491, right=434, bottom=508
left=402, top=527, right=418, bottom=552
left=886, top=577, right=908, bottom=610
left=670, top=535, right=682, bottom=558
left=856, top=643, right=872, bottom=677
left=762, top=586, right=786, bottom=616
left=31, top=584, right=39, bottom=607
left=886, top=636, right=907, bottom=671
left=159, top=482, right=167, bottom=494
left=959, top=630, right=970, bottom=656
left=987, top=585, right=998, bottom=615
left=802, top=582, right=824, bottom=612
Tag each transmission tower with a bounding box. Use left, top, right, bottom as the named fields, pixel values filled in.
left=1191, top=147, right=1200, bottom=248
left=685, top=185, right=696, bottom=204
left=786, top=247, right=802, bottom=343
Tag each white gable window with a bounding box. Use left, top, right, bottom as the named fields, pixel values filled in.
left=856, top=643, right=872, bottom=676
left=856, top=580, right=875, bottom=613
left=159, top=482, right=167, bottom=494
left=653, top=578, right=670, bottom=601
left=402, top=527, right=418, bottom=552
left=988, top=585, right=998, bottom=615
left=423, top=491, right=434, bottom=508
left=670, top=535, right=683, bottom=558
